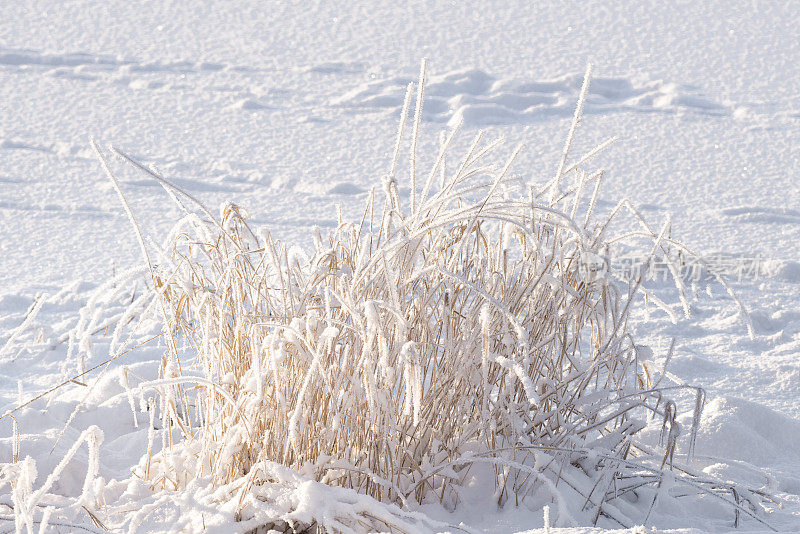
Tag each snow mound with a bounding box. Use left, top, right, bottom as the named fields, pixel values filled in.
left=692, top=396, right=800, bottom=468
left=333, top=68, right=731, bottom=126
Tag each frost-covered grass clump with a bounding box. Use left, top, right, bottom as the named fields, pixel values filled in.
left=0, top=62, right=773, bottom=533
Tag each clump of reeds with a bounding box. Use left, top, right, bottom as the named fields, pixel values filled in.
left=1, top=61, right=769, bottom=533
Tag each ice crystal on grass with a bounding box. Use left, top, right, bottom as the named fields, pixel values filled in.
left=0, top=62, right=772, bottom=533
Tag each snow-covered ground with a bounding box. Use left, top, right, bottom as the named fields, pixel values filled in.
left=1, top=1, right=799, bottom=532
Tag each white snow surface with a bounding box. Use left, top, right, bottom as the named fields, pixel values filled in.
left=1, top=1, right=799, bottom=532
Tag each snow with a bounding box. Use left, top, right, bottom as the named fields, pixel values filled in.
left=2, top=0, right=800, bottom=532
